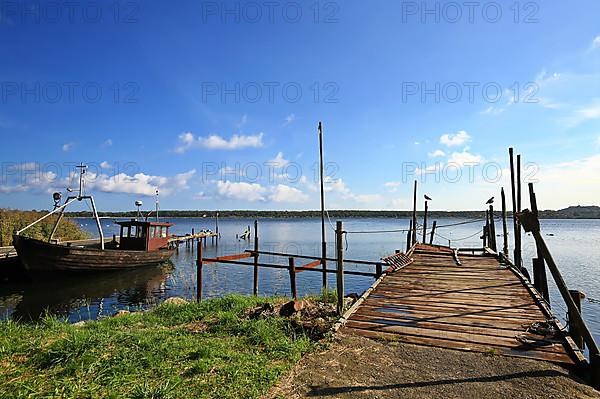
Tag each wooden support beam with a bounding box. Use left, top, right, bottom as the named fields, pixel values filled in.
left=412, top=180, right=418, bottom=245
left=429, top=221, right=437, bottom=245
left=509, top=148, right=522, bottom=268
left=422, top=200, right=428, bottom=243
left=569, top=290, right=585, bottom=351
left=407, top=219, right=413, bottom=252
left=253, top=220, right=259, bottom=296
left=196, top=238, right=203, bottom=303
left=529, top=183, right=549, bottom=302
left=489, top=204, right=497, bottom=252
left=501, top=188, right=509, bottom=257
left=289, top=257, right=297, bottom=300
left=336, top=221, right=345, bottom=316
left=318, top=121, right=328, bottom=290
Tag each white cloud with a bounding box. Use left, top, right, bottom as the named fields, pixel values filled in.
left=566, top=101, right=600, bottom=127
left=440, top=131, right=471, bottom=147
left=91, top=169, right=196, bottom=197
left=480, top=106, right=505, bottom=116
left=414, top=141, right=420, bottom=145
left=269, top=184, right=309, bottom=203
left=384, top=181, right=402, bottom=192
left=62, top=143, right=74, bottom=152
left=591, top=36, right=600, bottom=50
left=100, top=161, right=111, bottom=169
left=428, top=149, right=445, bottom=158
left=175, top=132, right=264, bottom=153
left=102, top=139, right=113, bottom=147
left=284, top=113, right=296, bottom=126
left=268, top=152, right=289, bottom=167
left=216, top=181, right=266, bottom=202
left=448, top=150, right=483, bottom=165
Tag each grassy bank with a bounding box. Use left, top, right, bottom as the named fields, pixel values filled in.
left=0, top=295, right=336, bottom=398
left=0, top=209, right=88, bottom=247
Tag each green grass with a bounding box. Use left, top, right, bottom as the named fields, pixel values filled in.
left=0, top=295, right=321, bottom=399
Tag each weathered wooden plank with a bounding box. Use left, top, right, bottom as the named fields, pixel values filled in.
left=342, top=244, right=579, bottom=367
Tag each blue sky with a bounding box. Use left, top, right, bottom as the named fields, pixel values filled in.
left=1, top=1, right=600, bottom=211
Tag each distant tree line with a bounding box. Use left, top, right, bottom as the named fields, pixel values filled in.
left=62, top=206, right=600, bottom=219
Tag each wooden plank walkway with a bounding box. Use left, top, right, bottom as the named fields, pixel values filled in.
left=341, top=244, right=581, bottom=367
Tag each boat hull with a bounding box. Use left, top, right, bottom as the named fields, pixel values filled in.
left=13, top=235, right=176, bottom=272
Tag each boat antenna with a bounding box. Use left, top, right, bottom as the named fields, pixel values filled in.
left=155, top=189, right=159, bottom=222
left=135, top=200, right=143, bottom=219
left=76, top=163, right=87, bottom=198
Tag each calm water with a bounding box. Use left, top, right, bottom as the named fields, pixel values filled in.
left=1, top=217, right=599, bottom=342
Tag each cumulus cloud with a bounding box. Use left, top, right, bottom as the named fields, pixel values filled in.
left=102, top=139, right=113, bottom=147
left=448, top=150, right=483, bottom=165
left=440, top=131, right=471, bottom=147
left=384, top=182, right=402, bottom=192
left=269, top=184, right=309, bottom=203
left=268, top=152, right=289, bottom=167
left=216, top=181, right=266, bottom=202
left=591, top=36, right=600, bottom=50
left=428, top=149, right=446, bottom=158
left=175, top=132, right=264, bottom=153
left=62, top=143, right=74, bottom=152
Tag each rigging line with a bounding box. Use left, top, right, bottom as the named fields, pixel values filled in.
left=345, top=218, right=487, bottom=235
left=436, top=229, right=483, bottom=242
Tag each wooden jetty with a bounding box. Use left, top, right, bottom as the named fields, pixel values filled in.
left=341, top=243, right=583, bottom=367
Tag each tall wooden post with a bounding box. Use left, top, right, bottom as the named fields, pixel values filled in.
left=318, top=122, right=328, bottom=290
left=509, top=148, right=521, bottom=267
left=501, top=188, right=509, bottom=256
left=335, top=221, right=344, bottom=316
left=407, top=219, right=413, bottom=252
left=422, top=200, right=428, bottom=243
left=196, top=238, right=203, bottom=303
left=517, top=154, right=523, bottom=262
left=569, top=290, right=585, bottom=350
left=429, top=221, right=437, bottom=245
left=288, top=257, right=298, bottom=300
left=411, top=180, right=418, bottom=245
left=253, top=220, right=259, bottom=296
left=215, top=212, right=219, bottom=246
left=488, top=205, right=497, bottom=252
left=529, top=183, right=549, bottom=302
left=483, top=209, right=489, bottom=247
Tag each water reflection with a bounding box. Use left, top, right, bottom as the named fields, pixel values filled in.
left=0, top=262, right=173, bottom=322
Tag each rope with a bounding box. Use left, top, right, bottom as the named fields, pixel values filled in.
left=435, top=229, right=483, bottom=242
left=345, top=218, right=488, bottom=235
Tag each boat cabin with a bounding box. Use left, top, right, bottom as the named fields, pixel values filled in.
left=117, top=220, right=173, bottom=251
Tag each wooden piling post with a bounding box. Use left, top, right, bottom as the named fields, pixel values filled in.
left=429, top=221, right=437, bottom=245
left=196, top=238, right=203, bottom=303
left=422, top=200, right=428, bottom=243
left=407, top=219, right=413, bottom=252
left=489, top=205, right=497, bottom=252
left=529, top=183, right=549, bottom=302
left=483, top=209, right=489, bottom=248
left=412, top=180, right=418, bottom=245
left=509, top=148, right=522, bottom=268
left=318, top=122, right=328, bottom=290
left=336, top=221, right=344, bottom=316
left=253, top=220, right=259, bottom=296
left=569, top=290, right=586, bottom=350
left=376, top=262, right=383, bottom=278
left=501, top=188, right=509, bottom=257
left=288, top=257, right=298, bottom=300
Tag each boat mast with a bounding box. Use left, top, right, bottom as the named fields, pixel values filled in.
left=21, top=163, right=105, bottom=250
left=155, top=189, right=160, bottom=222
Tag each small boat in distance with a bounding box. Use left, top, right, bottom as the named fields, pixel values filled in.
left=13, top=164, right=176, bottom=273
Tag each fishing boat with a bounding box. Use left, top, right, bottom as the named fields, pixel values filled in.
left=12, top=164, right=176, bottom=272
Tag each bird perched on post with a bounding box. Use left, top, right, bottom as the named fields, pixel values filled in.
left=486, top=197, right=494, bottom=204
left=424, top=195, right=432, bottom=201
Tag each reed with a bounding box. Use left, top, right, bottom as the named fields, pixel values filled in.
left=0, top=209, right=88, bottom=246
